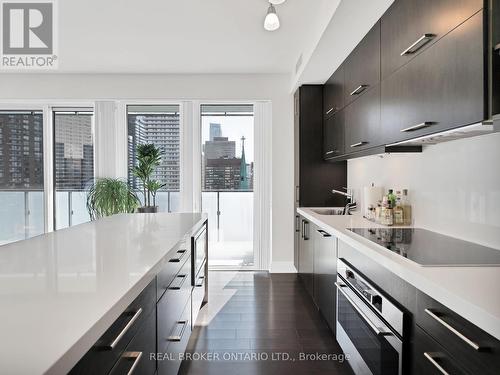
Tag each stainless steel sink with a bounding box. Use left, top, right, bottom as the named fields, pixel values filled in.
left=310, top=207, right=345, bottom=215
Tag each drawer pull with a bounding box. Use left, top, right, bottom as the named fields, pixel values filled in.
left=118, top=351, right=143, bottom=375
left=423, top=352, right=450, bottom=375
left=196, top=275, right=205, bottom=287
left=401, top=34, right=435, bottom=56
left=326, top=107, right=335, bottom=115
left=167, top=320, right=188, bottom=342
left=425, top=309, right=483, bottom=351
left=349, top=85, right=369, bottom=96
left=102, top=308, right=143, bottom=350
left=350, top=141, right=368, bottom=148
left=169, top=249, right=187, bottom=263
left=400, top=122, right=433, bottom=132
left=168, top=274, right=188, bottom=290
left=325, top=150, right=335, bottom=155
left=317, top=229, right=331, bottom=237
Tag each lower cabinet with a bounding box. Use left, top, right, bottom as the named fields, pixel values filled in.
left=298, top=218, right=314, bottom=297
left=313, top=228, right=337, bottom=332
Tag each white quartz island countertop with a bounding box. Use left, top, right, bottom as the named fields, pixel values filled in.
left=297, top=207, right=500, bottom=341
left=0, top=212, right=207, bottom=375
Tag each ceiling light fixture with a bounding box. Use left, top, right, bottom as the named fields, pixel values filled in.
left=264, top=3, right=280, bottom=31
left=269, top=0, right=286, bottom=4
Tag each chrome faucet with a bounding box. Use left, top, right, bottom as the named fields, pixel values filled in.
left=332, top=188, right=357, bottom=215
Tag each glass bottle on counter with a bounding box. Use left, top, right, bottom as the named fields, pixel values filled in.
left=393, top=196, right=404, bottom=225
left=380, top=196, right=394, bottom=226
left=402, top=189, right=412, bottom=225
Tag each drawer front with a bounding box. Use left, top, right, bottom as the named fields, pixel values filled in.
left=344, top=21, right=380, bottom=106
left=323, top=65, right=345, bottom=119
left=157, top=258, right=192, bottom=354
left=345, top=86, right=381, bottom=153
left=70, top=279, right=156, bottom=375
left=108, top=309, right=156, bottom=375
left=381, top=11, right=484, bottom=145
left=381, top=0, right=482, bottom=78
left=192, top=260, right=206, bottom=328
left=157, top=239, right=190, bottom=301
left=158, top=297, right=192, bottom=375
left=413, top=325, right=470, bottom=375
left=416, top=291, right=500, bottom=375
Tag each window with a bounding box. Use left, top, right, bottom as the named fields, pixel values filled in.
left=127, top=105, right=181, bottom=212
left=53, top=109, right=94, bottom=229
left=0, top=111, right=44, bottom=244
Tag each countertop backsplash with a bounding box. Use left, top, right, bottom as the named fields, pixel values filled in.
left=347, top=131, right=500, bottom=249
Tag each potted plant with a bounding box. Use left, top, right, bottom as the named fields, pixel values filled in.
left=133, top=143, right=164, bottom=213
left=86, top=178, right=140, bottom=220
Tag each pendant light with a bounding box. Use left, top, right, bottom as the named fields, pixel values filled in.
left=264, top=3, right=280, bottom=31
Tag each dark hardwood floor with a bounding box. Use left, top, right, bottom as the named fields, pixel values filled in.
left=179, top=271, right=353, bottom=375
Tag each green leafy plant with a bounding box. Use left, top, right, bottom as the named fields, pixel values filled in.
left=86, top=178, right=140, bottom=220
left=132, top=143, right=164, bottom=208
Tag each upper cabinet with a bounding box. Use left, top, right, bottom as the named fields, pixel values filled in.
left=381, top=0, right=483, bottom=79
left=323, top=65, right=344, bottom=119
left=381, top=11, right=484, bottom=144
left=344, top=22, right=381, bottom=106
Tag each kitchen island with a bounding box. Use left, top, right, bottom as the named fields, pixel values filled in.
left=0, top=212, right=208, bottom=375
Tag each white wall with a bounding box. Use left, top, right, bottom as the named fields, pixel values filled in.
left=348, top=132, right=500, bottom=249
left=0, top=73, right=295, bottom=270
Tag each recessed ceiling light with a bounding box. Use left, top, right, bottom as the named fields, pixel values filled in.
left=264, top=4, right=280, bottom=31
left=269, top=0, right=286, bottom=4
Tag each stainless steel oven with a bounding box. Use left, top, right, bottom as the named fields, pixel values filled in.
left=335, top=258, right=404, bottom=375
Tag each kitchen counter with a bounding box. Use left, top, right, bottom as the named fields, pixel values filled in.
left=0, top=212, right=206, bottom=375
left=297, top=207, right=500, bottom=341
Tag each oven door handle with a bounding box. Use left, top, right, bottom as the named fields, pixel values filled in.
left=335, top=281, right=392, bottom=336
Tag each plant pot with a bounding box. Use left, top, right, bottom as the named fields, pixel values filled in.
left=137, top=206, right=158, bottom=213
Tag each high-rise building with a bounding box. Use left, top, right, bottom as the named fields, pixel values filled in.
left=54, top=114, right=94, bottom=190
left=0, top=112, right=44, bottom=189
left=204, top=158, right=241, bottom=191
left=204, top=137, right=235, bottom=159
left=209, top=123, right=222, bottom=141
left=128, top=113, right=180, bottom=191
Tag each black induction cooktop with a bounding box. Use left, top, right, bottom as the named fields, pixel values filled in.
left=347, top=227, right=500, bottom=267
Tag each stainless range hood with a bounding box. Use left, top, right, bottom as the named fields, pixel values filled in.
left=388, top=121, right=495, bottom=146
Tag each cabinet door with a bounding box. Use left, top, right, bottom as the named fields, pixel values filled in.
left=345, top=86, right=381, bottom=153
left=323, top=109, right=345, bottom=159
left=381, top=11, right=484, bottom=144
left=381, top=0, right=482, bottom=79
left=323, top=65, right=345, bottom=118
left=344, top=21, right=380, bottom=106
left=298, top=218, right=314, bottom=298
left=313, top=228, right=337, bottom=332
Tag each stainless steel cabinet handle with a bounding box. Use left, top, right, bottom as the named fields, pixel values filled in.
left=349, top=85, right=369, bottom=96
left=295, top=215, right=300, bottom=233
left=167, top=320, right=188, bottom=342
left=335, top=282, right=391, bottom=336
left=400, top=122, right=433, bottom=132
left=401, top=34, right=435, bottom=56
left=350, top=141, right=368, bottom=148
left=325, top=150, right=335, bottom=155
left=169, top=249, right=187, bottom=263
left=101, top=308, right=143, bottom=350
left=326, top=107, right=335, bottom=115
left=423, top=352, right=450, bottom=375
left=168, top=274, right=188, bottom=290
left=317, top=229, right=331, bottom=237
left=424, top=309, right=483, bottom=351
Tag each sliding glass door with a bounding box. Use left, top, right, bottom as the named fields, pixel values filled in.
left=53, top=108, right=94, bottom=229
left=200, top=104, right=255, bottom=268
left=0, top=110, right=45, bottom=244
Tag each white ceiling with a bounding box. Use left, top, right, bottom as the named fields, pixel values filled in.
left=56, top=0, right=338, bottom=75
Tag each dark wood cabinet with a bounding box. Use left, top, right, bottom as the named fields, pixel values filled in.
left=298, top=218, right=314, bottom=298
left=323, top=65, right=345, bottom=118
left=381, top=0, right=482, bottom=79
left=312, top=228, right=336, bottom=332
left=381, top=11, right=485, bottom=144
left=344, top=21, right=381, bottom=106
left=323, top=109, right=345, bottom=159
left=345, top=86, right=381, bottom=153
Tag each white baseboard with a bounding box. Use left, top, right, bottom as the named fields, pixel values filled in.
left=270, top=261, right=297, bottom=273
